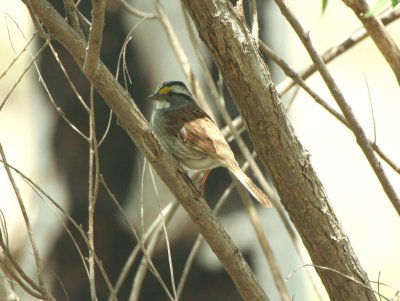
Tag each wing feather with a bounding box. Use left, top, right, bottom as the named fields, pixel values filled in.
left=162, top=104, right=232, bottom=161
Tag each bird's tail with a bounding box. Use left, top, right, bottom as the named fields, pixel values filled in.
left=228, top=162, right=272, bottom=208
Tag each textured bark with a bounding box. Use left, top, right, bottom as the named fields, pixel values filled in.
left=182, top=1, right=377, bottom=300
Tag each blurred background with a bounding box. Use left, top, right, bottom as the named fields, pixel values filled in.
left=0, top=0, right=399, bottom=300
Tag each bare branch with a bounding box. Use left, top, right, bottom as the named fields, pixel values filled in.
left=0, top=144, right=50, bottom=298
left=259, top=39, right=400, bottom=175
left=87, top=86, right=100, bottom=301
left=63, top=0, right=84, bottom=38
left=0, top=268, right=20, bottom=301
left=155, top=1, right=212, bottom=115
left=274, top=0, right=400, bottom=217
left=0, top=41, right=47, bottom=112
left=237, top=183, right=292, bottom=301
left=38, top=42, right=89, bottom=140
left=248, top=0, right=259, bottom=46
left=277, top=7, right=400, bottom=94
left=149, top=167, right=178, bottom=300
left=103, top=175, right=179, bottom=301
left=99, top=176, right=176, bottom=301
left=177, top=169, right=237, bottom=299
left=119, top=0, right=158, bottom=19
left=341, top=0, right=400, bottom=84
left=0, top=159, right=116, bottom=298
left=48, top=42, right=90, bottom=112
left=288, top=264, right=391, bottom=301
left=83, top=0, right=106, bottom=76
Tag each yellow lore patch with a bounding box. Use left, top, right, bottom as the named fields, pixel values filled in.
left=158, top=86, right=171, bottom=95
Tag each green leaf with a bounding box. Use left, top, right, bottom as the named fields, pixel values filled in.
left=322, top=0, right=329, bottom=13
left=391, top=0, right=400, bottom=7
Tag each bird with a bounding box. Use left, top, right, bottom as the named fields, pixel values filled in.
left=149, top=81, right=272, bottom=207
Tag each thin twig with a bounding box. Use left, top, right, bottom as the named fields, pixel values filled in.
left=150, top=167, right=178, bottom=300
left=48, top=42, right=90, bottom=112
left=4, top=12, right=28, bottom=54
left=341, top=0, right=400, bottom=84
left=21, top=0, right=50, bottom=39
left=63, top=0, right=83, bottom=38
left=378, top=271, right=382, bottom=301
left=372, top=142, right=400, bottom=173
left=99, top=176, right=176, bottom=301
left=0, top=211, right=8, bottom=247
left=35, top=42, right=89, bottom=140
left=104, top=187, right=179, bottom=301
left=248, top=0, right=259, bottom=46
left=87, top=86, right=100, bottom=301
left=370, top=279, right=400, bottom=296
left=0, top=41, right=48, bottom=111
left=0, top=144, right=51, bottom=299
left=0, top=29, right=34, bottom=78
left=156, top=1, right=211, bottom=115
left=119, top=0, right=158, bottom=19
left=1, top=263, right=44, bottom=299
left=0, top=268, right=19, bottom=301
left=236, top=181, right=292, bottom=301
left=364, top=75, right=377, bottom=144
left=155, top=1, right=192, bottom=83
left=180, top=3, right=217, bottom=118
left=0, top=235, right=45, bottom=299
left=277, top=7, right=400, bottom=94
left=287, top=264, right=391, bottom=301
left=285, top=85, right=301, bottom=111
left=83, top=0, right=106, bottom=76
left=274, top=0, right=400, bottom=216
left=259, top=40, right=400, bottom=175
left=0, top=147, right=40, bottom=279
left=116, top=17, right=147, bottom=85
left=137, top=158, right=147, bottom=240
left=0, top=158, right=116, bottom=299
left=129, top=163, right=179, bottom=301
left=0, top=270, right=19, bottom=301
left=97, top=109, right=113, bottom=147
left=176, top=172, right=237, bottom=299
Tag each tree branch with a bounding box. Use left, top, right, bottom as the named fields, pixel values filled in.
left=341, top=0, right=400, bottom=84
left=22, top=1, right=269, bottom=300
left=277, top=6, right=400, bottom=94
left=274, top=0, right=400, bottom=217
left=182, top=0, right=377, bottom=300
left=83, top=0, right=106, bottom=75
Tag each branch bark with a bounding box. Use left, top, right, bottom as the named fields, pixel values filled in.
left=272, top=0, right=400, bottom=216
left=182, top=1, right=376, bottom=300
left=22, top=0, right=269, bottom=300
left=341, top=0, right=400, bottom=85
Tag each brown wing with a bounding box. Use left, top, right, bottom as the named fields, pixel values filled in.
left=162, top=104, right=233, bottom=161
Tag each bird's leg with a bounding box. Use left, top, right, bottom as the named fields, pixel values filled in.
left=197, top=169, right=211, bottom=195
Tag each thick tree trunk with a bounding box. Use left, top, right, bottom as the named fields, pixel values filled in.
left=182, top=0, right=376, bottom=300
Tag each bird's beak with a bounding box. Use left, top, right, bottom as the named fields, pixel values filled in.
left=148, top=92, right=159, bottom=101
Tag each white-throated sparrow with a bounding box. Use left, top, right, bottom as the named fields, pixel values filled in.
left=149, top=81, right=272, bottom=207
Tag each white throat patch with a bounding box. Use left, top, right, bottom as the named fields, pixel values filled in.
left=155, top=100, right=171, bottom=109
